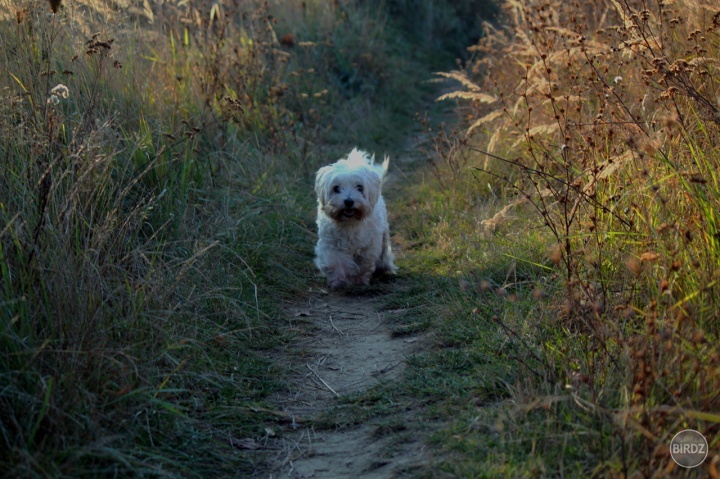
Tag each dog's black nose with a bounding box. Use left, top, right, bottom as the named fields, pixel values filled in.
left=344, top=199, right=354, bottom=208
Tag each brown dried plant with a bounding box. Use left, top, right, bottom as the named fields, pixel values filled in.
left=442, top=0, right=720, bottom=473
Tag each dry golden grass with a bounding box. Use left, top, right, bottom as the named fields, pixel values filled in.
left=440, top=0, right=720, bottom=473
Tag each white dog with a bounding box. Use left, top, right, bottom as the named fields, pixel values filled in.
left=314, top=148, right=397, bottom=289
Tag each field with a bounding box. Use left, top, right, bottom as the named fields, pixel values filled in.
left=1, top=0, right=719, bottom=477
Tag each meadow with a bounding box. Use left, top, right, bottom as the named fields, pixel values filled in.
left=1, top=0, right=719, bottom=477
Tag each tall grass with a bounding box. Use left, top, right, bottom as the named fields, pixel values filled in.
left=1, top=0, right=500, bottom=474
left=440, top=0, right=720, bottom=473
left=0, top=1, right=280, bottom=475
left=0, top=0, right=447, bottom=476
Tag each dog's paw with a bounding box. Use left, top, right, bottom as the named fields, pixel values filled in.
left=328, top=278, right=349, bottom=290
left=356, top=272, right=372, bottom=286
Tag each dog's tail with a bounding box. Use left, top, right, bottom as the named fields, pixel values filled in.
left=367, top=151, right=390, bottom=180
left=378, top=155, right=390, bottom=178
left=348, top=147, right=390, bottom=179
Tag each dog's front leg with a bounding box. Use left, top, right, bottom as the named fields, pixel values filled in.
left=352, top=254, right=375, bottom=286
left=355, top=270, right=372, bottom=286
left=327, top=272, right=349, bottom=290
left=324, top=253, right=357, bottom=290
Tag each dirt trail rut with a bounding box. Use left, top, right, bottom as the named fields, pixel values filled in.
left=267, top=289, right=428, bottom=479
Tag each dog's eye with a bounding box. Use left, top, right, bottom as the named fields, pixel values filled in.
left=333, top=185, right=340, bottom=194
left=357, top=185, right=364, bottom=193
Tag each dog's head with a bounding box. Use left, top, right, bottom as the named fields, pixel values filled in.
left=315, top=149, right=383, bottom=223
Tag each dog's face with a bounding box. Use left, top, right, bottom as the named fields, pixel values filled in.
left=315, top=159, right=381, bottom=223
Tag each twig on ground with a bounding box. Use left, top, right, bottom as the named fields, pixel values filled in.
left=371, top=361, right=402, bottom=376
left=329, top=315, right=345, bottom=336
left=306, top=363, right=340, bottom=397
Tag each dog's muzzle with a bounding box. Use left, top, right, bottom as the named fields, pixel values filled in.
left=326, top=204, right=364, bottom=221
left=342, top=198, right=356, bottom=218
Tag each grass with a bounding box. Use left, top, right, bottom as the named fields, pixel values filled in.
left=0, top=0, right=498, bottom=477
left=8, top=0, right=718, bottom=477
left=307, top=2, right=720, bottom=475
left=367, top=0, right=720, bottom=476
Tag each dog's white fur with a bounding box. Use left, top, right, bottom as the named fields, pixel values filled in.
left=314, top=148, right=397, bottom=289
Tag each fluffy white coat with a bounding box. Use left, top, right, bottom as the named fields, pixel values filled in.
left=314, top=148, right=397, bottom=289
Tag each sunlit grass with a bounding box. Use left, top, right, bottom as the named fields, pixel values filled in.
left=430, top=0, right=720, bottom=474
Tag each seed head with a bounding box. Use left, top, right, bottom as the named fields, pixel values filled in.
left=640, top=251, right=659, bottom=262
left=626, top=256, right=641, bottom=276
left=548, top=243, right=562, bottom=266
left=51, top=84, right=70, bottom=99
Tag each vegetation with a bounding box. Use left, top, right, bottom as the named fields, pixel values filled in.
left=413, top=0, right=720, bottom=475
left=0, top=0, right=465, bottom=475
left=3, top=0, right=719, bottom=477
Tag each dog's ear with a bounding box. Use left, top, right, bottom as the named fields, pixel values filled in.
left=315, top=164, right=333, bottom=206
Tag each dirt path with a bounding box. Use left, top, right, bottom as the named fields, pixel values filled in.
left=266, top=288, right=429, bottom=479
left=256, top=107, right=444, bottom=478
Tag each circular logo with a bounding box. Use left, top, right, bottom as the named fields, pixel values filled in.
left=670, top=429, right=708, bottom=468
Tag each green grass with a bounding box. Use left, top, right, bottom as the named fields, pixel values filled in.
left=385, top=182, right=556, bottom=476
left=296, top=164, right=568, bottom=475
left=377, top=0, right=720, bottom=476
left=1, top=0, right=503, bottom=477
left=14, top=0, right=716, bottom=477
